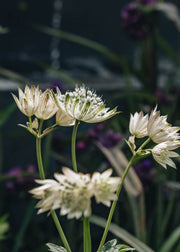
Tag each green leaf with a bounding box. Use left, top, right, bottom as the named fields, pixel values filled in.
left=0, top=26, right=8, bottom=34
left=90, top=215, right=155, bottom=252
left=158, top=226, right=180, bottom=252
left=0, top=215, right=9, bottom=240
left=46, top=243, right=67, bottom=252
left=0, top=67, right=27, bottom=83
left=101, top=239, right=135, bottom=252
left=0, top=103, right=16, bottom=126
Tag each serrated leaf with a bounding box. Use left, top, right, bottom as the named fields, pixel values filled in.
left=91, top=215, right=155, bottom=252
left=101, top=239, right=135, bottom=252
left=46, top=243, right=67, bottom=252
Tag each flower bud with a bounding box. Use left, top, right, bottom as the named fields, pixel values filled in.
left=35, top=90, right=58, bottom=120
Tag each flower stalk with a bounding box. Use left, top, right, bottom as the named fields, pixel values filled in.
left=35, top=120, right=71, bottom=252
left=97, top=137, right=151, bottom=251
left=83, top=217, right=92, bottom=252
left=97, top=154, right=136, bottom=252
left=36, top=120, right=45, bottom=180
left=71, top=119, right=92, bottom=250
left=71, top=120, right=80, bottom=173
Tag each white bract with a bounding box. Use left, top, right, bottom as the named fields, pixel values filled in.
left=56, top=108, right=75, bottom=126
left=129, top=111, right=148, bottom=138
left=91, top=169, right=121, bottom=207
left=147, top=107, right=180, bottom=143
left=12, top=85, right=41, bottom=117
left=35, top=90, right=58, bottom=120
left=53, top=86, right=119, bottom=123
left=152, top=141, right=180, bottom=169
left=30, top=167, right=121, bottom=219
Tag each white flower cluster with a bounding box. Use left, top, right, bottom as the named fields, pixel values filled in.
left=12, top=85, right=118, bottom=126
left=129, top=106, right=180, bottom=169
left=12, top=86, right=58, bottom=120
left=30, top=167, right=121, bottom=219
left=52, top=86, right=119, bottom=123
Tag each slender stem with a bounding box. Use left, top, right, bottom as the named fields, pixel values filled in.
left=138, top=137, right=151, bottom=151
left=51, top=211, right=71, bottom=252
left=97, top=154, right=136, bottom=252
left=71, top=120, right=79, bottom=172
left=71, top=120, right=92, bottom=250
left=83, top=217, right=92, bottom=252
left=97, top=137, right=151, bottom=251
left=36, top=120, right=45, bottom=180
left=29, top=116, right=32, bottom=128
left=35, top=120, right=71, bottom=252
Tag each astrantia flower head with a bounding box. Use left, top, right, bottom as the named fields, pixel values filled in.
left=91, top=169, right=121, bottom=207
left=35, top=89, right=58, bottom=120
left=129, top=111, right=148, bottom=138
left=152, top=141, right=180, bottom=169
left=30, top=167, right=121, bottom=219
left=147, top=106, right=180, bottom=143
left=53, top=85, right=119, bottom=123
left=12, top=85, right=41, bottom=117
left=30, top=167, right=92, bottom=219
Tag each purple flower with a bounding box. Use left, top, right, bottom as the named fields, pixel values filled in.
left=134, top=159, right=155, bottom=192
left=121, top=0, right=157, bottom=40
left=98, top=130, right=123, bottom=148
left=50, top=81, right=63, bottom=92
left=155, top=89, right=172, bottom=104
left=7, top=166, right=22, bottom=175
left=5, top=165, right=36, bottom=194
left=76, top=141, right=86, bottom=150
left=137, top=0, right=157, bottom=5
left=86, top=123, right=123, bottom=149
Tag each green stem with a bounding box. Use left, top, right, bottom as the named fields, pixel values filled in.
left=29, top=116, right=32, bottom=128
left=97, top=154, right=136, bottom=252
left=83, top=217, right=92, bottom=252
left=36, top=120, right=45, bottom=180
left=71, top=120, right=79, bottom=172
left=97, top=137, right=151, bottom=251
left=71, top=120, right=92, bottom=250
left=35, top=119, right=71, bottom=252
left=51, top=211, right=71, bottom=252
left=138, top=137, right=151, bottom=151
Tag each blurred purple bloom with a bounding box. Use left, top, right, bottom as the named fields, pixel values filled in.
left=98, top=130, right=123, bottom=148
left=76, top=141, right=86, bottom=150
left=137, top=0, right=157, bottom=5
left=155, top=89, right=172, bottom=104
left=121, top=0, right=157, bottom=39
left=50, top=81, right=63, bottom=92
left=134, top=159, right=155, bottom=192
left=7, top=166, right=22, bottom=175
left=5, top=164, right=36, bottom=194
left=86, top=123, right=123, bottom=149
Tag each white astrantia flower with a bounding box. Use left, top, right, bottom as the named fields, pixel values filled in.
left=30, top=167, right=93, bottom=219
left=152, top=141, right=180, bottom=169
left=91, top=169, right=121, bottom=207
left=30, top=167, right=121, bottom=219
left=129, top=111, right=148, bottom=138
left=53, top=86, right=119, bottom=123
left=12, top=85, right=41, bottom=117
left=35, top=89, right=58, bottom=120
left=56, top=108, right=75, bottom=126
left=147, top=106, right=180, bottom=143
